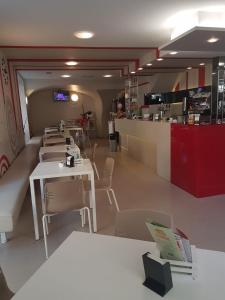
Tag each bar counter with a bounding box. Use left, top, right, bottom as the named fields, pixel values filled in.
left=115, top=119, right=171, bottom=181
left=115, top=119, right=225, bottom=198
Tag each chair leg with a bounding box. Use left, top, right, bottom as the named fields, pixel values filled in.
left=106, top=189, right=112, bottom=205
left=109, top=188, right=120, bottom=212
left=42, top=215, right=49, bottom=259
left=80, top=210, right=84, bottom=227
left=45, top=216, right=49, bottom=235
left=0, top=232, right=7, bottom=244
left=85, top=207, right=92, bottom=233
left=83, top=208, right=86, bottom=225
left=93, top=162, right=100, bottom=179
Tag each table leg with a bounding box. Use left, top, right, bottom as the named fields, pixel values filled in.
left=30, top=178, right=40, bottom=240
left=40, top=179, right=44, bottom=206
left=89, top=172, right=97, bottom=232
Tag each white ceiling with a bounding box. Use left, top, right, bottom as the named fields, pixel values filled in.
left=1, top=0, right=225, bottom=86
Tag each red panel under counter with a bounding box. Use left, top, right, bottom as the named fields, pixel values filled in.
left=171, top=124, right=225, bottom=197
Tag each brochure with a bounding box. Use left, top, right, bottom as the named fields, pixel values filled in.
left=146, top=222, right=192, bottom=262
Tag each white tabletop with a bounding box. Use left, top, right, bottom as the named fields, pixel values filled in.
left=30, top=159, right=93, bottom=180
left=12, top=232, right=225, bottom=300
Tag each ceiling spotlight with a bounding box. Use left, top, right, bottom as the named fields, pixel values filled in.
left=130, top=71, right=136, bottom=74
left=170, top=51, right=178, bottom=55
left=71, top=93, right=79, bottom=102
left=146, top=63, right=152, bottom=66
left=219, top=62, right=225, bottom=67
left=207, top=37, right=219, bottom=43
left=157, top=58, right=164, bottom=61
left=212, top=72, right=216, bottom=75
left=61, top=74, right=71, bottom=78
left=138, top=67, right=143, bottom=71
left=187, top=67, right=192, bottom=70
left=65, top=61, right=78, bottom=66
left=74, top=31, right=94, bottom=39
left=199, top=63, right=205, bottom=66
left=103, top=74, right=113, bottom=78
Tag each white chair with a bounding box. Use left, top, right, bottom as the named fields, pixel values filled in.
left=83, top=157, right=119, bottom=212
left=42, top=180, right=92, bottom=259
left=114, top=209, right=172, bottom=241
left=89, top=143, right=99, bottom=179
left=41, top=152, right=65, bottom=162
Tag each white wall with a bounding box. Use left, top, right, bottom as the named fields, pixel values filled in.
left=28, top=89, right=96, bottom=136
left=0, top=51, right=25, bottom=176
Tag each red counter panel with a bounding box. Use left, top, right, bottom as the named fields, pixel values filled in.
left=171, top=124, right=225, bottom=197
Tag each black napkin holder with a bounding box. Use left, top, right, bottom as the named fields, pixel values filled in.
left=142, top=252, right=173, bottom=297
left=65, top=153, right=74, bottom=167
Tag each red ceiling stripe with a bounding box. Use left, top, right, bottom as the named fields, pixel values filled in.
left=9, top=58, right=139, bottom=62
left=0, top=45, right=158, bottom=50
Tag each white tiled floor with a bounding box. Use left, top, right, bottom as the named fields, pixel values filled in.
left=1, top=139, right=225, bottom=292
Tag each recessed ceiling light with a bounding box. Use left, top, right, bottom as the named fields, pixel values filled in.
left=71, top=93, right=79, bottom=102
left=157, top=58, right=164, bottom=61
left=146, top=63, right=152, bottom=66
left=199, top=63, right=205, bottom=66
left=170, top=51, right=178, bottom=55
left=138, top=67, right=143, bottom=71
left=187, top=67, right=192, bottom=70
left=212, top=72, right=216, bottom=75
left=103, top=74, right=113, bottom=78
left=74, top=31, right=94, bottom=39
left=219, top=62, right=225, bottom=67
left=207, top=37, right=219, bottom=43
left=65, top=61, right=78, bottom=66
left=130, top=71, right=136, bottom=74
left=61, top=74, right=71, bottom=78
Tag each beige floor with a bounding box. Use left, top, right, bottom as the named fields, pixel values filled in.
left=1, top=139, right=225, bottom=293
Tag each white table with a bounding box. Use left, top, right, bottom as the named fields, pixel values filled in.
left=12, top=232, right=225, bottom=300
left=29, top=160, right=97, bottom=240
left=66, top=126, right=83, bottom=132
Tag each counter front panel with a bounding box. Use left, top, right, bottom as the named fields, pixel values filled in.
left=171, top=124, right=225, bottom=197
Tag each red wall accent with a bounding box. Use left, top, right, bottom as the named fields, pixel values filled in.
left=198, top=67, right=205, bottom=87
left=171, top=124, right=225, bottom=197
left=175, top=83, right=180, bottom=91
left=186, top=72, right=188, bottom=90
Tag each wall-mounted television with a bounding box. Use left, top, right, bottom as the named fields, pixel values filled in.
left=53, top=90, right=70, bottom=101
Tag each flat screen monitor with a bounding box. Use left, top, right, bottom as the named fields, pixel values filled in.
left=53, top=90, right=70, bottom=101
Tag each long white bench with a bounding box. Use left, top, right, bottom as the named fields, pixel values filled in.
left=0, top=137, right=42, bottom=243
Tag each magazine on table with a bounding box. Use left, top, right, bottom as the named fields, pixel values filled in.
left=145, top=221, right=192, bottom=262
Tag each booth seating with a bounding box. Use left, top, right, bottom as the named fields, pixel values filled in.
left=0, top=137, right=42, bottom=243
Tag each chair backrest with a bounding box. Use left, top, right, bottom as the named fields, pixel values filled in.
left=0, top=267, right=14, bottom=300
left=91, top=143, right=98, bottom=162
left=102, top=157, right=114, bottom=186
left=45, top=180, right=83, bottom=213
left=42, top=152, right=65, bottom=162
left=114, top=209, right=173, bottom=242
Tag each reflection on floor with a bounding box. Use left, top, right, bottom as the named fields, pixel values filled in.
left=1, top=139, right=225, bottom=292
